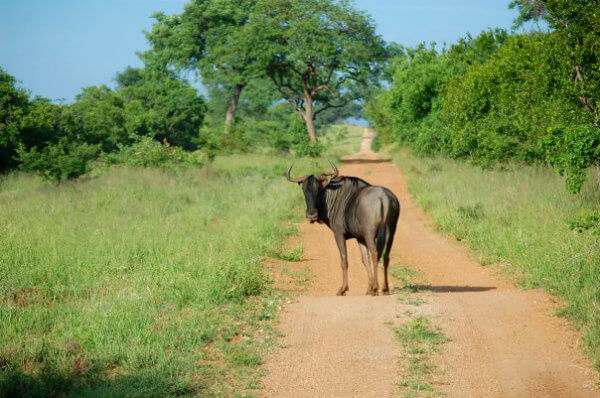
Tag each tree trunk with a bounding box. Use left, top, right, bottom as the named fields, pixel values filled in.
left=223, top=83, right=245, bottom=136
left=303, top=97, right=317, bottom=144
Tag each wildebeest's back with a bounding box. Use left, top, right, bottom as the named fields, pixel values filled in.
left=322, top=176, right=399, bottom=243
left=346, top=186, right=399, bottom=242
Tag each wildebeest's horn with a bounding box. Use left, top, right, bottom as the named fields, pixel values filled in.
left=327, top=160, right=339, bottom=178
left=286, top=163, right=306, bottom=183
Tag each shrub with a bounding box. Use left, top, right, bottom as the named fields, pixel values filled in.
left=443, top=33, right=579, bottom=165
left=542, top=124, right=600, bottom=193
left=17, top=138, right=100, bottom=182
left=103, top=135, right=210, bottom=169
left=365, top=30, right=508, bottom=156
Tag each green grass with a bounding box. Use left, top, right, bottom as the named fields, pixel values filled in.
left=392, top=148, right=600, bottom=368
left=0, top=154, right=303, bottom=398
left=393, top=317, right=447, bottom=398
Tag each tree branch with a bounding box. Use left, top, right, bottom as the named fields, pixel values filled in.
left=313, top=100, right=348, bottom=118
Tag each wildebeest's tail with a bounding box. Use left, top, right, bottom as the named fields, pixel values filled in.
left=376, top=200, right=387, bottom=260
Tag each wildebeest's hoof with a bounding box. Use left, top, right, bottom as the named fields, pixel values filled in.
left=381, top=288, right=390, bottom=295
left=336, top=287, right=348, bottom=296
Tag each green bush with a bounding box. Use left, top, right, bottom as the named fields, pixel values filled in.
left=103, top=136, right=210, bottom=169
left=443, top=33, right=580, bottom=165
left=371, top=133, right=381, bottom=152
left=17, top=138, right=100, bottom=182
left=542, top=124, right=600, bottom=193
left=365, top=30, right=508, bottom=156
left=367, top=27, right=600, bottom=192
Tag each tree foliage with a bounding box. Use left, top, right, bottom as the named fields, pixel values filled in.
left=510, top=0, right=600, bottom=122
left=366, top=22, right=600, bottom=192
left=365, top=29, right=508, bottom=155
left=145, top=0, right=259, bottom=135
left=0, top=68, right=29, bottom=171
left=0, top=65, right=206, bottom=181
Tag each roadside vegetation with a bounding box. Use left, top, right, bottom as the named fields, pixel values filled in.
left=0, top=156, right=304, bottom=398
left=393, top=149, right=600, bottom=367
left=367, top=1, right=600, bottom=193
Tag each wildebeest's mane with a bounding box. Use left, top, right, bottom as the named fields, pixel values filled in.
left=327, top=175, right=371, bottom=189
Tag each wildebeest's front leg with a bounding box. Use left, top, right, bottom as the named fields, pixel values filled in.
left=334, top=233, right=349, bottom=296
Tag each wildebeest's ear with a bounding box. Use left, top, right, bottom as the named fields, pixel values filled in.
left=321, top=176, right=333, bottom=188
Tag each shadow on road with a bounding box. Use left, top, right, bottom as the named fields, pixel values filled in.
left=409, top=285, right=497, bottom=293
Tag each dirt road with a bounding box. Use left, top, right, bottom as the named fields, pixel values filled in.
left=262, top=129, right=599, bottom=398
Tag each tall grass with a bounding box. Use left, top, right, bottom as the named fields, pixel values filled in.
left=0, top=155, right=301, bottom=398
left=393, top=149, right=600, bottom=367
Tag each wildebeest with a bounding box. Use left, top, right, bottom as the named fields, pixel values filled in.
left=286, top=162, right=400, bottom=296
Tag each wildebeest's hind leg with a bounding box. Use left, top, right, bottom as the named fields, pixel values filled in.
left=382, top=232, right=394, bottom=295
left=358, top=242, right=374, bottom=294
left=334, top=233, right=349, bottom=296
left=382, top=254, right=390, bottom=295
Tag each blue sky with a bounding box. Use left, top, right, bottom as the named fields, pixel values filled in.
left=0, top=1, right=521, bottom=102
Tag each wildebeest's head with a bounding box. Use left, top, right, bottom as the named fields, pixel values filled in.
left=286, top=162, right=339, bottom=223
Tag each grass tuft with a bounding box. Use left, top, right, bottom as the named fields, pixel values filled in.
left=270, top=243, right=303, bottom=262
left=394, top=317, right=447, bottom=398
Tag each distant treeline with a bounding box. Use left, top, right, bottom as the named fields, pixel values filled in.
left=1, top=0, right=386, bottom=181
left=0, top=64, right=358, bottom=182
left=366, top=1, right=600, bottom=193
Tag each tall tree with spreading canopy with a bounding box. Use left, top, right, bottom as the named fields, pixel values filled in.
left=144, top=0, right=260, bottom=136
left=249, top=0, right=387, bottom=143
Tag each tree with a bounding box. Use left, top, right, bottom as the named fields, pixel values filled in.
left=144, top=0, right=260, bottom=136
left=249, top=0, right=387, bottom=143
left=64, top=85, right=128, bottom=152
